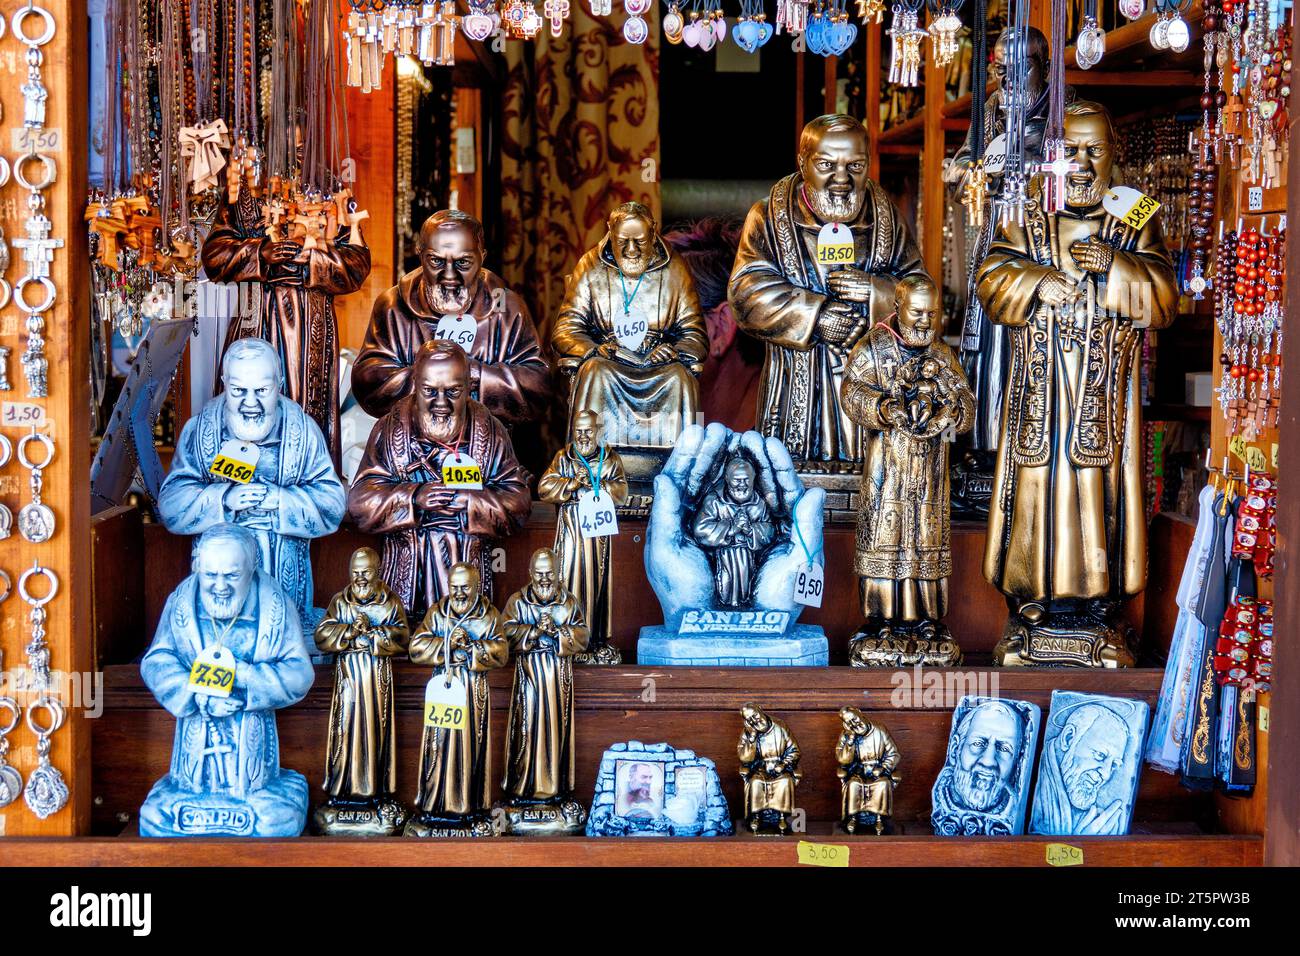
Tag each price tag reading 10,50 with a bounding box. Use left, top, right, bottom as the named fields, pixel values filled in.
left=442, top=452, right=484, bottom=490
left=815, top=222, right=855, bottom=265
left=209, top=439, right=261, bottom=484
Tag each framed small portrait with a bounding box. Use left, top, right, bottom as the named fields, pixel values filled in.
left=615, top=760, right=664, bottom=820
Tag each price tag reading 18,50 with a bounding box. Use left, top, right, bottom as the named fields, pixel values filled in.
left=442, top=452, right=484, bottom=490
left=188, top=645, right=237, bottom=698
left=1102, top=186, right=1161, bottom=231
left=424, top=673, right=469, bottom=730
left=815, top=222, right=855, bottom=266
left=793, top=561, right=824, bottom=608
left=577, top=488, right=619, bottom=538
left=434, top=314, right=478, bottom=350
left=209, top=439, right=261, bottom=484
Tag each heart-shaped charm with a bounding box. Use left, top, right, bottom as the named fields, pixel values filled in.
left=683, top=20, right=701, bottom=46
left=698, top=24, right=716, bottom=51
left=1259, top=99, right=1280, bottom=120
left=734, top=19, right=759, bottom=53
left=757, top=21, right=773, bottom=45
left=833, top=20, right=857, bottom=56
left=1119, top=0, right=1145, bottom=19
left=714, top=17, right=726, bottom=40
left=462, top=12, right=494, bottom=41
left=805, top=16, right=825, bottom=55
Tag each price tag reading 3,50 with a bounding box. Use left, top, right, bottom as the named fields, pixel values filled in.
left=797, top=840, right=849, bottom=868
left=188, top=645, right=237, bottom=698
left=442, top=452, right=484, bottom=490
left=815, top=222, right=855, bottom=266
left=577, top=488, right=619, bottom=539
left=793, top=561, right=824, bottom=608
left=424, top=673, right=469, bottom=730
left=1102, top=186, right=1161, bottom=231
left=209, top=440, right=260, bottom=484
left=434, top=314, right=478, bottom=350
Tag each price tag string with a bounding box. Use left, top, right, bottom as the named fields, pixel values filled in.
left=791, top=490, right=823, bottom=568
left=617, top=266, right=647, bottom=316
left=575, top=445, right=606, bottom=500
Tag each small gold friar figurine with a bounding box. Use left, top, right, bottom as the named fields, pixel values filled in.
left=836, top=706, right=901, bottom=835
left=404, top=562, right=509, bottom=838
left=538, top=409, right=630, bottom=665
left=496, top=548, right=591, bottom=835
left=312, top=547, right=411, bottom=836
left=737, top=702, right=801, bottom=835
left=841, top=275, right=973, bottom=667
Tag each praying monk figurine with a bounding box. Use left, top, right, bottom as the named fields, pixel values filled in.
left=836, top=706, right=901, bottom=835
left=139, top=524, right=315, bottom=837
left=204, top=192, right=371, bottom=468
left=497, top=548, right=591, bottom=835
left=158, top=337, right=345, bottom=641
left=538, top=409, right=630, bottom=665
left=551, top=202, right=709, bottom=489
left=976, top=101, right=1178, bottom=667
left=405, top=562, right=509, bottom=838
left=349, top=340, right=532, bottom=622
left=312, top=547, right=411, bottom=836
left=692, top=455, right=775, bottom=607
left=351, top=209, right=552, bottom=424
left=737, top=702, right=801, bottom=835
left=841, top=276, right=974, bottom=668
left=729, top=114, right=928, bottom=480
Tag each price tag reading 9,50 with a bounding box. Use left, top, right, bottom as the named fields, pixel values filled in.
left=3, top=402, right=46, bottom=428
left=815, top=222, right=855, bottom=265
left=793, top=562, right=824, bottom=608
left=442, top=452, right=484, bottom=490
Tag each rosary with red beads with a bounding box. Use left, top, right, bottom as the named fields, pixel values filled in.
left=1217, top=223, right=1285, bottom=439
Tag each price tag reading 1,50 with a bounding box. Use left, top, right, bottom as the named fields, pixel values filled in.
left=2, top=402, right=45, bottom=428
left=442, top=452, right=484, bottom=490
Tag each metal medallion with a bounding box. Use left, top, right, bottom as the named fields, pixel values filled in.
left=18, top=500, right=54, bottom=542
left=23, top=760, right=67, bottom=819
left=1076, top=20, right=1106, bottom=69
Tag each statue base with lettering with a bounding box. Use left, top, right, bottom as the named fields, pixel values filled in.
left=994, top=608, right=1136, bottom=668
left=574, top=641, right=623, bottom=666
left=139, top=770, right=310, bottom=838
left=494, top=797, right=588, bottom=836
left=403, top=811, right=497, bottom=838
left=586, top=741, right=733, bottom=837
left=637, top=610, right=828, bottom=666
left=795, top=471, right=860, bottom=525
left=950, top=450, right=994, bottom=519
left=312, top=796, right=408, bottom=836
left=849, top=620, right=962, bottom=667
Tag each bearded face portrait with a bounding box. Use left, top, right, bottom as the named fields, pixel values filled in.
left=223, top=351, right=282, bottom=444
left=1062, top=110, right=1115, bottom=209
left=349, top=550, right=381, bottom=603
left=196, top=536, right=255, bottom=621
left=447, top=564, right=480, bottom=616
left=1057, top=710, right=1125, bottom=811
left=412, top=349, right=470, bottom=445
left=953, top=703, right=1024, bottom=812
left=798, top=125, right=870, bottom=223
left=421, top=221, right=484, bottom=314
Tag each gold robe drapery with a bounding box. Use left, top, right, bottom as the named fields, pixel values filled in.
left=729, top=175, right=928, bottom=464
left=537, top=445, right=630, bottom=647
left=976, top=196, right=1177, bottom=605
left=837, top=724, right=900, bottom=819
left=738, top=718, right=800, bottom=817
left=551, top=237, right=708, bottom=449
left=841, top=325, right=974, bottom=621
left=409, top=596, right=509, bottom=816
left=314, top=588, right=410, bottom=800
left=502, top=586, right=590, bottom=800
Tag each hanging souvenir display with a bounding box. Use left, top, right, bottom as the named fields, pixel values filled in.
left=926, top=0, right=963, bottom=68
left=856, top=0, right=885, bottom=22
left=806, top=0, right=858, bottom=57
left=887, top=0, right=926, bottom=86
left=732, top=0, right=775, bottom=51
left=623, top=0, right=651, bottom=42
left=957, top=0, right=988, bottom=226
left=1076, top=0, right=1105, bottom=69
left=777, top=0, right=812, bottom=34
left=1033, top=0, right=1072, bottom=213
left=993, top=0, right=1031, bottom=224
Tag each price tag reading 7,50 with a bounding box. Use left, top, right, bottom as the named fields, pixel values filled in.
left=188, top=646, right=237, bottom=698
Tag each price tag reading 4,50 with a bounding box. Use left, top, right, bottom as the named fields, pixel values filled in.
left=434, top=314, right=478, bottom=350
left=1102, top=186, right=1161, bottom=231
left=793, top=562, right=824, bottom=608
left=577, top=489, right=618, bottom=539
left=442, top=452, right=484, bottom=490
left=1045, top=843, right=1085, bottom=867
left=815, top=222, right=855, bottom=266
left=424, top=673, right=469, bottom=730
left=188, top=645, right=237, bottom=699
left=209, top=440, right=260, bottom=484
left=2, top=402, right=45, bottom=428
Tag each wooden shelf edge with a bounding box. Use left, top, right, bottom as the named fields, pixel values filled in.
left=0, top=833, right=1262, bottom=867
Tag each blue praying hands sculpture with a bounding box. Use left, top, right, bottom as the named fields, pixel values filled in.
left=637, top=422, right=828, bottom=666
left=139, top=524, right=315, bottom=837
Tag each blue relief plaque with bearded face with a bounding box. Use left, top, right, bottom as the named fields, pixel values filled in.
left=1029, top=690, right=1149, bottom=837
left=931, top=696, right=1041, bottom=836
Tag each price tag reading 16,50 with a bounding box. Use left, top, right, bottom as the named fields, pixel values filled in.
left=442, top=452, right=484, bottom=490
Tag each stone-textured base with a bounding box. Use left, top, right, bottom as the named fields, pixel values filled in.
left=494, top=798, right=588, bottom=836
left=139, top=771, right=309, bottom=838
left=586, top=741, right=733, bottom=837
left=637, top=623, right=828, bottom=666
left=849, top=621, right=963, bottom=667
left=403, top=811, right=496, bottom=838
left=574, top=641, right=623, bottom=666
left=797, top=471, right=860, bottom=525
left=994, top=613, right=1136, bottom=668
left=312, top=797, right=408, bottom=836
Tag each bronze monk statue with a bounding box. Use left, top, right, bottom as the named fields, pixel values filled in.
left=351, top=209, right=552, bottom=425
left=976, top=101, right=1179, bottom=667
left=729, top=113, right=928, bottom=483
left=551, top=202, right=709, bottom=491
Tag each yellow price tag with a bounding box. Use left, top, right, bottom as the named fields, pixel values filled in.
left=441, top=452, right=484, bottom=490
left=815, top=222, right=855, bottom=265
left=210, top=453, right=257, bottom=484
left=1245, top=446, right=1268, bottom=471
left=1228, top=435, right=1247, bottom=463
left=187, top=646, right=237, bottom=698
left=424, top=673, right=469, bottom=730
left=797, top=840, right=849, bottom=868
left=1272, top=444, right=1278, bottom=469
left=1103, top=186, right=1160, bottom=231
left=1045, top=843, right=1084, bottom=867
left=1259, top=705, right=1270, bottom=733
left=424, top=701, right=468, bottom=730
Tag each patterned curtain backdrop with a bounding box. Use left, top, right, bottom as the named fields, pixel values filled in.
left=501, top=10, right=662, bottom=338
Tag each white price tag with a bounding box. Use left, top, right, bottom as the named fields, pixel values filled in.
left=2, top=402, right=45, bottom=428
left=792, top=562, right=824, bottom=608
left=209, top=439, right=261, bottom=484
left=1248, top=186, right=1264, bottom=211
left=424, top=673, right=469, bottom=730
left=188, top=645, right=237, bottom=698
left=983, top=134, right=1008, bottom=175
left=1102, top=185, right=1160, bottom=230
left=434, top=314, right=478, bottom=350
left=613, top=313, right=649, bottom=351
left=441, top=451, right=484, bottom=490
left=815, top=222, right=854, bottom=266
left=577, top=488, right=619, bottom=538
